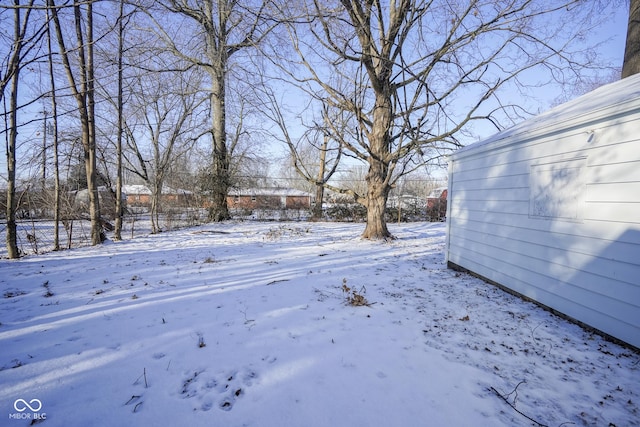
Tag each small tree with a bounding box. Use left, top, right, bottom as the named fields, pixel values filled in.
left=2, top=0, right=46, bottom=258
left=45, top=3, right=62, bottom=249
left=261, top=91, right=345, bottom=220
left=123, top=63, right=206, bottom=233
left=114, top=0, right=127, bottom=240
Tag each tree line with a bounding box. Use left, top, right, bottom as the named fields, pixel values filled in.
left=2, top=0, right=634, bottom=258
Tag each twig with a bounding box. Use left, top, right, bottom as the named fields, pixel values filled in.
left=313, top=287, right=340, bottom=297
left=125, top=395, right=141, bottom=405
left=144, top=368, right=148, bottom=388
left=490, top=385, right=549, bottom=427
left=240, top=307, right=256, bottom=328
left=505, top=379, right=526, bottom=405
left=531, top=321, right=546, bottom=338
left=527, top=322, right=552, bottom=355
left=266, top=279, right=289, bottom=286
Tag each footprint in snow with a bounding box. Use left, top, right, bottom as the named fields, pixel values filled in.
left=201, top=399, right=213, bottom=411
left=180, top=367, right=258, bottom=412
left=261, top=355, right=277, bottom=364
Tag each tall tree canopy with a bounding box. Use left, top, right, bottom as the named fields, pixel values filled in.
left=146, top=0, right=280, bottom=221
left=270, top=0, right=616, bottom=239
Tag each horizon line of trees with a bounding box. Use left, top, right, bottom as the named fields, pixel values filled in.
left=2, top=0, right=638, bottom=258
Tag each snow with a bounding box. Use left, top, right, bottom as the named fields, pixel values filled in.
left=1, top=221, right=638, bottom=426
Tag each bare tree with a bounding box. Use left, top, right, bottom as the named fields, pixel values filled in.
left=45, top=2, right=62, bottom=250
left=123, top=64, right=206, bottom=233
left=262, top=94, right=345, bottom=219
left=141, top=0, right=280, bottom=221
left=114, top=0, right=127, bottom=240
left=270, top=0, right=616, bottom=239
left=49, top=0, right=103, bottom=245
left=623, top=0, right=640, bottom=77
left=1, top=0, right=47, bottom=258
left=308, top=126, right=335, bottom=219
left=222, top=85, right=270, bottom=190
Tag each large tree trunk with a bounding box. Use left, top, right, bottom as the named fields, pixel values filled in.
left=362, top=160, right=392, bottom=239
left=5, top=55, right=20, bottom=259
left=208, top=72, right=231, bottom=221
left=313, top=184, right=325, bottom=219
left=361, top=90, right=394, bottom=239
left=622, top=0, right=640, bottom=78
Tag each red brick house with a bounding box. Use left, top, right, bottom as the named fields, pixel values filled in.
left=123, top=185, right=195, bottom=208
left=227, top=188, right=312, bottom=211
left=426, top=187, right=447, bottom=221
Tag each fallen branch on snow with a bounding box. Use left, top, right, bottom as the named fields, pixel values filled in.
left=490, top=382, right=549, bottom=427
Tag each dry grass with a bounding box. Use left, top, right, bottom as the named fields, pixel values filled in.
left=341, top=278, right=370, bottom=307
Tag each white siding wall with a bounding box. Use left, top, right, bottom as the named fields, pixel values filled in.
left=446, top=79, right=640, bottom=348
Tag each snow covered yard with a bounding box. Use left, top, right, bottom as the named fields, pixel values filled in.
left=0, top=221, right=638, bottom=427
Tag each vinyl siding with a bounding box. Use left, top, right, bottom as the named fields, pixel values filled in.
left=446, top=74, right=640, bottom=348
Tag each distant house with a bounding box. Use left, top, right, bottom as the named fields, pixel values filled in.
left=446, top=74, right=640, bottom=349
left=122, top=185, right=152, bottom=207
left=426, top=187, right=447, bottom=221
left=161, top=187, right=194, bottom=206
left=74, top=186, right=120, bottom=219
left=122, top=185, right=195, bottom=209
left=227, top=188, right=312, bottom=211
